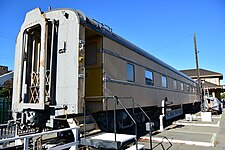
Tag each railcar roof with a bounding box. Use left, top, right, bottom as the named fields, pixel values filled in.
left=45, top=8, right=194, bottom=83
left=82, top=18, right=194, bottom=82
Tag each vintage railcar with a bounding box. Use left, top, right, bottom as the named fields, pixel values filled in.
left=12, top=8, right=200, bottom=132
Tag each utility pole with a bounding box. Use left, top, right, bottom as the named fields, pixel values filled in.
left=194, top=33, right=201, bottom=85
left=194, top=33, right=203, bottom=107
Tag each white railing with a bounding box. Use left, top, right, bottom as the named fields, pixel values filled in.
left=0, top=123, right=16, bottom=139
left=0, top=126, right=79, bottom=150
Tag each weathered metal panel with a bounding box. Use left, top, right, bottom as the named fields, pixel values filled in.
left=12, top=29, right=23, bottom=113
left=46, top=9, right=80, bottom=115
left=78, top=25, right=85, bottom=113
left=14, top=8, right=46, bottom=110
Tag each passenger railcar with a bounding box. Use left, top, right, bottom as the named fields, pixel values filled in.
left=12, top=8, right=200, bottom=132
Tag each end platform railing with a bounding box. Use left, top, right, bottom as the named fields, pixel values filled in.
left=0, top=126, right=79, bottom=150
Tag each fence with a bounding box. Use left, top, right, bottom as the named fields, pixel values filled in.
left=0, top=97, right=11, bottom=124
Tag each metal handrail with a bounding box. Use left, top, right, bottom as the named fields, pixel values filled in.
left=152, top=136, right=172, bottom=150
left=0, top=127, right=79, bottom=150
left=113, top=96, right=138, bottom=150
left=85, top=96, right=153, bottom=150
left=112, top=96, right=153, bottom=149
left=85, top=96, right=138, bottom=149
left=128, top=97, right=153, bottom=149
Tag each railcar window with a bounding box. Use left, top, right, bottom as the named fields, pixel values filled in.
left=187, top=85, right=190, bottom=92
left=85, top=43, right=97, bottom=66
left=191, top=86, right=193, bottom=93
left=162, top=76, right=167, bottom=88
left=126, top=63, right=135, bottom=82
left=145, top=70, right=154, bottom=86
left=196, top=87, right=199, bottom=94
left=173, top=80, right=177, bottom=90
left=181, top=82, right=184, bottom=91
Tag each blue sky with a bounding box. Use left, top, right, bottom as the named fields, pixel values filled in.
left=0, top=0, right=225, bottom=84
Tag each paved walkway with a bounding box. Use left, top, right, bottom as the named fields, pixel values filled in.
left=139, top=110, right=225, bottom=150
left=215, top=110, right=225, bottom=149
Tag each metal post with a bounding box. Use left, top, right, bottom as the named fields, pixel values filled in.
left=21, top=32, right=28, bottom=102
left=31, top=33, right=36, bottom=73
left=24, top=137, right=29, bottom=150
left=194, top=33, right=201, bottom=100
left=194, top=33, right=200, bottom=84
left=69, top=127, right=79, bottom=150
left=159, top=115, right=164, bottom=131
left=48, top=20, right=55, bottom=99
left=132, top=100, right=135, bottom=115
left=159, top=99, right=165, bottom=131
left=84, top=98, right=86, bottom=139
left=135, top=122, right=138, bottom=150
left=15, top=123, right=22, bottom=146
left=113, top=96, right=117, bottom=142
left=149, top=123, right=152, bottom=150
left=75, top=126, right=79, bottom=150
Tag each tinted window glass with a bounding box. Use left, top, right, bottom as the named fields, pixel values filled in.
left=145, top=70, right=154, bottom=86
left=181, top=82, right=184, bottom=91
left=173, top=80, right=177, bottom=89
left=126, top=64, right=134, bottom=82
left=162, top=76, right=167, bottom=88
left=85, top=43, right=97, bottom=66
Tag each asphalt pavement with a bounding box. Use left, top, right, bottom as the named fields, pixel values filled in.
left=139, top=109, right=225, bottom=150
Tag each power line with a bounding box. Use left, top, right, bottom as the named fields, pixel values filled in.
left=0, top=31, right=15, bottom=37
left=0, top=53, right=14, bottom=57
left=0, top=32, right=16, bottom=41
left=0, top=56, right=14, bottom=59
left=150, top=34, right=193, bottom=52
left=0, top=50, right=14, bottom=56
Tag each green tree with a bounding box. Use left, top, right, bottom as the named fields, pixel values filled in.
left=222, top=93, right=225, bottom=99
left=0, top=88, right=9, bottom=97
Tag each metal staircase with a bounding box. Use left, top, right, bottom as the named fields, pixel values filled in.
left=75, top=114, right=101, bottom=137
left=80, top=96, right=153, bottom=150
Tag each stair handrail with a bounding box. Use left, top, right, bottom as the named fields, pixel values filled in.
left=130, top=97, right=153, bottom=150
left=115, top=96, right=153, bottom=150
left=85, top=96, right=139, bottom=149
left=112, top=96, right=138, bottom=150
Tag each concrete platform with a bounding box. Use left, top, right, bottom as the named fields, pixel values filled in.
left=140, top=109, right=225, bottom=150
left=81, top=132, right=136, bottom=149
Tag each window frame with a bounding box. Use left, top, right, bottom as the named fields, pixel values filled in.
left=180, top=82, right=184, bottom=91
left=145, top=69, right=154, bottom=86
left=162, top=75, right=167, bottom=88
left=187, top=84, right=190, bottom=93
left=126, top=63, right=135, bottom=82
left=173, top=79, right=178, bottom=90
